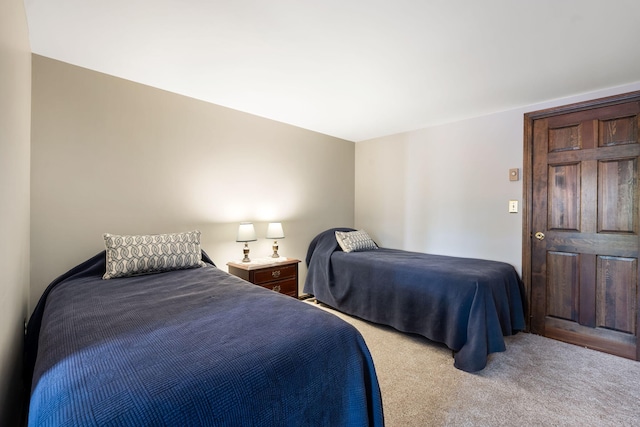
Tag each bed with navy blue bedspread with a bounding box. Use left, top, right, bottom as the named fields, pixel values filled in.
left=304, top=228, right=526, bottom=372
left=25, top=250, right=384, bottom=426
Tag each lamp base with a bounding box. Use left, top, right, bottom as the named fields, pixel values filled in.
left=271, top=241, right=280, bottom=258
left=242, top=243, right=251, bottom=263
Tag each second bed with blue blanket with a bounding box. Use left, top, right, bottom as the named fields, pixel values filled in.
left=304, top=228, right=526, bottom=372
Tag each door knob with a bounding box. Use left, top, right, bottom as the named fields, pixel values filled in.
left=535, top=232, right=545, bottom=240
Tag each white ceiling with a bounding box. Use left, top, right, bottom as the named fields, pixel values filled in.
left=24, top=0, right=640, bottom=142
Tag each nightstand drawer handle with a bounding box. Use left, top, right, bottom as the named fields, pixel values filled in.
left=272, top=285, right=281, bottom=293
left=272, top=270, right=281, bottom=278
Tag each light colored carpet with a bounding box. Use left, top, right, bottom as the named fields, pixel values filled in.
left=305, top=301, right=640, bottom=427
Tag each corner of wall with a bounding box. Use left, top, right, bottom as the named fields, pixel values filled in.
left=0, top=0, right=32, bottom=424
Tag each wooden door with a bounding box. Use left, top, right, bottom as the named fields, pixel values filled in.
left=525, top=92, right=640, bottom=361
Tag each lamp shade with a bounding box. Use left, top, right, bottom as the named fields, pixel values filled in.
left=266, top=222, right=285, bottom=239
left=236, top=222, right=257, bottom=242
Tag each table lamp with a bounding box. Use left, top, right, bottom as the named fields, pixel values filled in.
left=266, top=222, right=285, bottom=258
left=236, top=222, right=257, bottom=262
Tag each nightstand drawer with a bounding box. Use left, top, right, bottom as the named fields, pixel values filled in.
left=253, top=264, right=297, bottom=285
left=257, top=277, right=297, bottom=296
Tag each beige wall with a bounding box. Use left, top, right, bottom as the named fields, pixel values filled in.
left=356, top=82, right=640, bottom=274
left=0, top=0, right=31, bottom=424
left=31, top=55, right=354, bottom=306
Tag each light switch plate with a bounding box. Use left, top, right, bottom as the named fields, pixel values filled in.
left=509, top=168, right=519, bottom=181
left=509, top=200, right=518, bottom=213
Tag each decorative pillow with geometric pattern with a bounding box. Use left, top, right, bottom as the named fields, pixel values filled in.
left=335, top=230, right=378, bottom=253
left=103, top=230, right=206, bottom=279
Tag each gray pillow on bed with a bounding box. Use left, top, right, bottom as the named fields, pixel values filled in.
left=103, top=230, right=206, bottom=279
left=335, top=230, right=378, bottom=253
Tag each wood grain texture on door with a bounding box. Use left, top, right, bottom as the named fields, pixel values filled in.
left=524, top=92, right=640, bottom=361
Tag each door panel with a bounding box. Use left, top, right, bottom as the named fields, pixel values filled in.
left=596, top=256, right=637, bottom=334
left=527, top=94, right=640, bottom=361
left=599, top=115, right=638, bottom=147
left=549, top=125, right=581, bottom=152
left=546, top=251, right=579, bottom=321
left=548, top=163, right=580, bottom=231
left=598, top=158, right=637, bottom=233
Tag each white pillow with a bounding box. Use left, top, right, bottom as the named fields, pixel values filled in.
left=335, top=230, right=378, bottom=253
left=103, top=230, right=206, bottom=279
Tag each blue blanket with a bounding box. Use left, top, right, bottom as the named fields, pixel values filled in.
left=304, top=229, right=526, bottom=372
left=26, top=251, right=384, bottom=426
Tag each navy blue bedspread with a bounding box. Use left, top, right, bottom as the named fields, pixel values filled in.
left=304, top=229, right=526, bottom=372
left=26, top=251, right=383, bottom=426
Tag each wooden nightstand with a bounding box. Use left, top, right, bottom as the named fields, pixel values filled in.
left=227, top=258, right=301, bottom=298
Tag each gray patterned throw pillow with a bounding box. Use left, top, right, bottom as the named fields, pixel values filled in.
left=335, top=230, right=378, bottom=253
left=103, top=230, right=206, bottom=279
